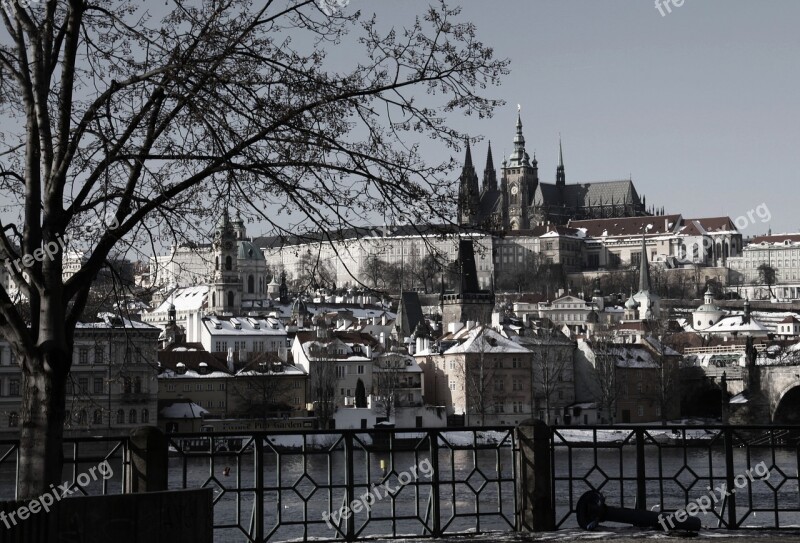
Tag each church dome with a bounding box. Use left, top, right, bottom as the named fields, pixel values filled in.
left=237, top=240, right=263, bottom=261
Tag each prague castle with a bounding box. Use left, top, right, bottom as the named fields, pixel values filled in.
left=457, top=109, right=657, bottom=231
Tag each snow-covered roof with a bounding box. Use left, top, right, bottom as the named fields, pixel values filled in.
left=78, top=315, right=159, bottom=331
left=443, top=325, right=530, bottom=355
left=704, top=314, right=769, bottom=334
left=202, top=315, right=286, bottom=336
left=151, top=285, right=209, bottom=314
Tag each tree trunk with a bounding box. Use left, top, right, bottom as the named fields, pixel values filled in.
left=18, top=353, right=67, bottom=500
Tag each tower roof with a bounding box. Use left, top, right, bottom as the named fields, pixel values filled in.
left=464, top=138, right=473, bottom=168
left=485, top=141, right=494, bottom=173
left=638, top=232, right=651, bottom=292
left=507, top=107, right=531, bottom=168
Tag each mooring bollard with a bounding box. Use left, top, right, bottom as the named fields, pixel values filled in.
left=576, top=490, right=701, bottom=532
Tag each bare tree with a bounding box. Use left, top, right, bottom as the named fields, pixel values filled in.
left=588, top=329, right=621, bottom=424
left=648, top=317, right=682, bottom=425
left=455, top=326, right=498, bottom=425
left=229, top=358, right=296, bottom=421
left=372, top=353, right=410, bottom=421
left=308, top=344, right=337, bottom=430
left=0, top=1, right=506, bottom=496
left=530, top=328, right=572, bottom=425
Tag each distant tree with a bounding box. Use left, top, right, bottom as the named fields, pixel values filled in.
left=756, top=264, right=777, bottom=297
left=308, top=344, right=338, bottom=430
left=455, top=326, right=498, bottom=425
left=296, top=250, right=337, bottom=292
left=355, top=378, right=367, bottom=409
left=372, top=353, right=410, bottom=421
left=229, top=359, right=295, bottom=421
left=530, top=328, right=573, bottom=425
left=588, top=330, right=621, bottom=424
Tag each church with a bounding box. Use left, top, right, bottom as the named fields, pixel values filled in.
left=457, top=109, right=657, bottom=230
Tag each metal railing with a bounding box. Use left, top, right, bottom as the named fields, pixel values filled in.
left=551, top=424, right=800, bottom=530
left=164, top=427, right=516, bottom=542
left=0, top=435, right=130, bottom=501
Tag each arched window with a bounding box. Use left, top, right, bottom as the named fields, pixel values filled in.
left=692, top=244, right=699, bottom=261
left=227, top=291, right=235, bottom=308
left=248, top=275, right=254, bottom=294
left=117, top=409, right=125, bottom=424
left=225, top=256, right=232, bottom=270
left=129, top=409, right=137, bottom=424
left=724, top=241, right=730, bottom=258
left=8, top=412, right=18, bottom=428
left=142, top=409, right=149, bottom=424
left=215, top=256, right=219, bottom=270
left=93, top=410, right=103, bottom=425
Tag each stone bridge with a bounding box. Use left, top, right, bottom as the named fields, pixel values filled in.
left=759, top=364, right=800, bottom=423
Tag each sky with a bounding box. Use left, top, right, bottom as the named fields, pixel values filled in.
left=355, top=0, right=800, bottom=236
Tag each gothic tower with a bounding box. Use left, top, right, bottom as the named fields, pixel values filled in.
left=482, top=141, right=497, bottom=193
left=501, top=108, right=538, bottom=230
left=210, top=209, right=241, bottom=314
left=457, top=140, right=480, bottom=226
left=556, top=138, right=565, bottom=187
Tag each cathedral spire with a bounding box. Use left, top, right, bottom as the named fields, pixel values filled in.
left=457, top=138, right=480, bottom=226
left=483, top=141, right=497, bottom=192
left=556, top=136, right=566, bottom=187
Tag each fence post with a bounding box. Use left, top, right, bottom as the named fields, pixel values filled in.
left=343, top=432, right=356, bottom=542
left=428, top=429, right=441, bottom=537
left=724, top=426, right=737, bottom=528
left=127, top=426, right=168, bottom=493
left=515, top=419, right=555, bottom=532
left=634, top=428, right=646, bottom=510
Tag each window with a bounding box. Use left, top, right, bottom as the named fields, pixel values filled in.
left=449, top=380, right=456, bottom=391
left=218, top=383, right=226, bottom=391
left=93, top=378, right=103, bottom=394
left=78, top=347, right=88, bottom=365
left=207, top=383, right=213, bottom=391
left=129, top=409, right=137, bottom=424
left=183, top=384, right=191, bottom=392
left=8, top=412, right=18, bottom=428
left=357, top=365, right=365, bottom=375
left=93, top=410, right=102, bottom=425
left=78, top=377, right=88, bottom=392
left=637, top=405, right=644, bottom=417
left=142, top=409, right=150, bottom=424
left=196, top=383, right=203, bottom=391
left=94, top=345, right=104, bottom=364
left=9, top=379, right=19, bottom=396
left=166, top=384, right=176, bottom=392
left=336, top=366, right=345, bottom=379
left=123, top=377, right=132, bottom=393
left=116, top=409, right=124, bottom=424
left=218, top=401, right=226, bottom=408
left=77, top=409, right=87, bottom=425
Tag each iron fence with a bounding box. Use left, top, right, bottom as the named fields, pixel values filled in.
left=551, top=424, right=800, bottom=530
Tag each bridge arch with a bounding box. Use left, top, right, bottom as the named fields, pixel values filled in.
left=772, top=382, right=800, bottom=423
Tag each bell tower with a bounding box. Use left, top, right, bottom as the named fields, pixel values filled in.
left=501, top=106, right=538, bottom=230
left=210, top=209, right=241, bottom=314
